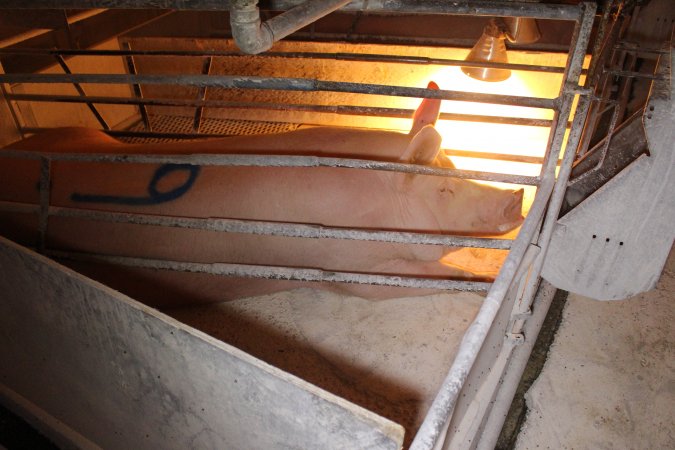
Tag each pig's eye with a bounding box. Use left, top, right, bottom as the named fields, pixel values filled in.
left=439, top=185, right=454, bottom=196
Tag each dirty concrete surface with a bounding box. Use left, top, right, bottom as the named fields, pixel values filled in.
left=168, top=289, right=484, bottom=448
left=515, top=244, right=675, bottom=449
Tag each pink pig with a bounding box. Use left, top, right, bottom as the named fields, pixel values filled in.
left=0, top=85, right=523, bottom=306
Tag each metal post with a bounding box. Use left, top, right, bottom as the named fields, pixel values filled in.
left=121, top=41, right=152, bottom=131
left=0, top=148, right=541, bottom=185
left=193, top=56, right=213, bottom=132
left=37, top=157, right=51, bottom=253
left=53, top=54, right=110, bottom=130
left=4, top=92, right=558, bottom=128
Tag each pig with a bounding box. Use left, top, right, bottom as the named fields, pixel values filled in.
left=0, top=91, right=523, bottom=307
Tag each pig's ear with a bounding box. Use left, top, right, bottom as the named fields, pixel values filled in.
left=400, top=125, right=442, bottom=165
left=410, top=81, right=441, bottom=135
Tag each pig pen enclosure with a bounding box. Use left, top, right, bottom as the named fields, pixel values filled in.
left=0, top=1, right=671, bottom=449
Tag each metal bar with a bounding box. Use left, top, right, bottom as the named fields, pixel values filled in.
left=10, top=128, right=552, bottom=165
left=410, top=4, right=597, bottom=449
left=410, top=177, right=555, bottom=450
left=0, top=74, right=557, bottom=110
left=585, top=0, right=614, bottom=84
left=42, top=205, right=513, bottom=250
left=53, top=55, right=110, bottom=130
left=46, top=250, right=492, bottom=292
left=477, top=94, right=592, bottom=450
left=614, top=42, right=670, bottom=55
left=0, top=200, right=514, bottom=249
left=287, top=31, right=569, bottom=52
left=0, top=149, right=540, bottom=185
left=0, top=83, right=25, bottom=140
left=37, top=157, right=51, bottom=253
left=539, top=4, right=595, bottom=178
left=193, top=56, right=213, bottom=132
left=443, top=149, right=551, bottom=166
left=121, top=41, right=151, bottom=131
left=0, top=200, right=512, bottom=250
left=605, top=69, right=666, bottom=80
left=0, top=48, right=571, bottom=75
left=0, top=1, right=581, bottom=20
left=5, top=93, right=557, bottom=127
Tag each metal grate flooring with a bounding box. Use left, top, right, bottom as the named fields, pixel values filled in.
left=120, top=115, right=300, bottom=143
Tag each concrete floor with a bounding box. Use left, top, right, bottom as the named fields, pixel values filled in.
left=515, top=244, right=675, bottom=449
left=168, top=289, right=484, bottom=449
left=0, top=246, right=672, bottom=449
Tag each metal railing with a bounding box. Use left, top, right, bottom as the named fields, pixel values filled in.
left=0, top=1, right=596, bottom=449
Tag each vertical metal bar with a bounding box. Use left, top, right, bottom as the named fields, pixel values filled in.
left=121, top=41, right=151, bottom=131
left=37, top=157, right=51, bottom=253
left=1, top=59, right=27, bottom=140
left=517, top=94, right=592, bottom=321
left=585, top=0, right=615, bottom=83
left=539, top=3, right=596, bottom=178
left=53, top=54, right=110, bottom=130
left=524, top=3, right=596, bottom=300
left=410, top=5, right=596, bottom=450
left=193, top=56, right=212, bottom=133
left=0, top=83, right=25, bottom=140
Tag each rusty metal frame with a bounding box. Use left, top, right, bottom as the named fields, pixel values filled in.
left=0, top=1, right=597, bottom=449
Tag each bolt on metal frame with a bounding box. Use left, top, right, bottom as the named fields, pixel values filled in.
left=0, top=1, right=597, bottom=448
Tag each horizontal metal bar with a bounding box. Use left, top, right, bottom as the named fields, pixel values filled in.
left=66, top=129, right=227, bottom=140
left=16, top=128, right=552, bottom=165
left=614, top=42, right=670, bottom=55
left=0, top=48, right=570, bottom=75
left=0, top=73, right=557, bottom=109
left=287, top=31, right=570, bottom=53
left=0, top=1, right=581, bottom=20
left=443, top=149, right=550, bottom=166
left=46, top=249, right=493, bottom=292
left=605, top=69, right=666, bottom=80
left=0, top=149, right=540, bottom=185
left=7, top=93, right=556, bottom=127
left=43, top=205, right=513, bottom=250
left=0, top=200, right=513, bottom=250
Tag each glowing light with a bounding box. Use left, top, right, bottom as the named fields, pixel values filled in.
left=429, top=66, right=563, bottom=212
left=431, top=67, right=554, bottom=177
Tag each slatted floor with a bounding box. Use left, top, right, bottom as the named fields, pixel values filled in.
left=120, top=115, right=300, bottom=143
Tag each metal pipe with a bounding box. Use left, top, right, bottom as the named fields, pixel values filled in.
left=47, top=250, right=492, bottom=292
left=0, top=201, right=513, bottom=250
left=410, top=177, right=555, bottom=450
left=230, top=0, right=351, bottom=54
left=0, top=73, right=557, bottom=109
left=193, top=56, right=213, bottom=132
left=539, top=4, right=596, bottom=178
left=5, top=93, right=557, bottom=127
left=474, top=281, right=558, bottom=450
left=0, top=1, right=581, bottom=20
left=122, top=41, right=152, bottom=131
left=410, top=4, right=596, bottom=449
left=0, top=148, right=540, bottom=185
left=53, top=55, right=110, bottom=130
left=38, top=157, right=51, bottom=253
left=476, top=94, right=593, bottom=450
left=47, top=205, right=514, bottom=250
left=0, top=48, right=571, bottom=75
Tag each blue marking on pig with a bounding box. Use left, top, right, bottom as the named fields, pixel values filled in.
left=71, top=163, right=201, bottom=205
